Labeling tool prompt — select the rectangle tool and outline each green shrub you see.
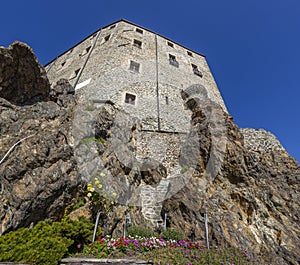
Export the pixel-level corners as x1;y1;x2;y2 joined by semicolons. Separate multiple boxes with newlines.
127;225;152;238
161;228;185;241
0;217;93;265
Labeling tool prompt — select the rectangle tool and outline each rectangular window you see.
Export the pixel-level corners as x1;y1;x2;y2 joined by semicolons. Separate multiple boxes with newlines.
58;60;68;71
187;51;193;57
165;96;169;105
80;46;91;57
191;64;203;77
125;93;136;105
69;68;81;80
104;35;110;42
136;28;143;34
129;60;140;73
169;54;179;67
133;39;142;48
86;46;91;53
74;68;80;76
167;42;174;48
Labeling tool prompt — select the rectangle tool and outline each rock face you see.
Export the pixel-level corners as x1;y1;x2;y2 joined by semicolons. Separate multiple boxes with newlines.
0;94;79;233
0;41;50;105
162;104;300;265
0;42;299;265
0;46;78;233
50;78;75;100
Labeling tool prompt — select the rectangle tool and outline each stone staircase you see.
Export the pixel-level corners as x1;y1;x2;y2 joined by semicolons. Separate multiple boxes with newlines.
140;179;170;225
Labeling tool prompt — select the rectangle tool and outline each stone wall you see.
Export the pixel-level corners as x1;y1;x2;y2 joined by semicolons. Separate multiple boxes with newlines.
136;131;183;174
45;20;227;133
240;128;286;153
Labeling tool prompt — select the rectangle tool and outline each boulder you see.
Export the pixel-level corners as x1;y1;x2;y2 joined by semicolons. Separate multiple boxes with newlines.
0;41;50;105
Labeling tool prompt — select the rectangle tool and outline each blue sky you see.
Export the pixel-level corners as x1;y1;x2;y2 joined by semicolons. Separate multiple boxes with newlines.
1;0;299;164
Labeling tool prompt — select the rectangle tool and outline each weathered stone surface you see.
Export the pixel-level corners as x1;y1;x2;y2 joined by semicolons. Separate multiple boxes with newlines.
241;127;286;153
0;73;78;233
50;78;74;96
0;41;50;104
1;41;299;265
0;49;77;236
140;157;167;185
162;103;300;265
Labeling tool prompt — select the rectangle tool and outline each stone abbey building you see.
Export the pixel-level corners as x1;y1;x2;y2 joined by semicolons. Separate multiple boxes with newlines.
45;19;227;133
45;19;230;223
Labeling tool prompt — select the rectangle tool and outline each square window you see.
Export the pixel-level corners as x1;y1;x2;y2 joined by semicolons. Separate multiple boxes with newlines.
125;93;136;105
167;42;174;48
191;64;202;77
133;39;142;48
104;35;110;42
169;54;179;67
75;68;80;76
136;28;143;34
69;68;81;80
86;46;91;53
187;51;193;57
129;60;140;73
80;46;91;57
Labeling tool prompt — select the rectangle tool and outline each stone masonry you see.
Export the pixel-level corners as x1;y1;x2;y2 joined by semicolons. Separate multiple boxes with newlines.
240;128;286;153
45;19;227;133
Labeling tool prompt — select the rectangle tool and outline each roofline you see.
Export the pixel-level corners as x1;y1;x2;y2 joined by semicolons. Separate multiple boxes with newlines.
44;18;206;67
119;19;206;58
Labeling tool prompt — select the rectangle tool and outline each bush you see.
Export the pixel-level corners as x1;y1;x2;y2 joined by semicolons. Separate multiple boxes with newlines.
0;217;93;265
127;225;152;238
161;228;185;241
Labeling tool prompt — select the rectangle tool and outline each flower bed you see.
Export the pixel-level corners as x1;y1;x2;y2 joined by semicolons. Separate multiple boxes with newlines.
83;236;258;265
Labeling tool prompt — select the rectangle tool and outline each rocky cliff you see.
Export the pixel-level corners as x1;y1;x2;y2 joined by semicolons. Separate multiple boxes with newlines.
0;42;50;105
0;42;299;264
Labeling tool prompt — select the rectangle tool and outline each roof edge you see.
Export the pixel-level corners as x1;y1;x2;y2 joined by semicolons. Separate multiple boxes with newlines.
44;19;206;67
